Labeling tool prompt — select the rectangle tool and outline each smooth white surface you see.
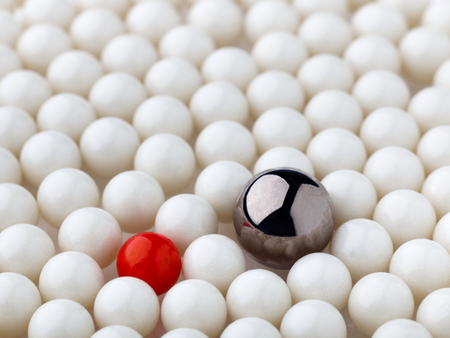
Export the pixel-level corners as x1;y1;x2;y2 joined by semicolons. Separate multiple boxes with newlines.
433;212;450;254
91;325;143;338
293;0;348;17
379;0;430;27
0;106;36;157
434;59;450;90
372;319;432;338
417;125;450;175
221;317;281;338
0;43;21;80
416;288;450;338
253;146;315;176
23;0;76;28
161;328;208;338
422;166;450;220
0;9;21;47
422;1;450;37
0;147;21;184
75;0;130;17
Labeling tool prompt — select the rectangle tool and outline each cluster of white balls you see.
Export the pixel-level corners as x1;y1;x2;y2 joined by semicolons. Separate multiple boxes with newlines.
1;0;450;337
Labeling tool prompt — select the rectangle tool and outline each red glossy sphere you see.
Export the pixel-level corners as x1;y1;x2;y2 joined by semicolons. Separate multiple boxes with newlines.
116;232;182;295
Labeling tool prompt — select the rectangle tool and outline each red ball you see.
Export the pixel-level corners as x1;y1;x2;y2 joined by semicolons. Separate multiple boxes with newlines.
116;232;182;295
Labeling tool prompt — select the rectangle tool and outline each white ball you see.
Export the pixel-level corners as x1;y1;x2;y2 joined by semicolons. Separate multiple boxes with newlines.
399;26;450;83
89;72;146;122
0;70;52;117
47;50;104;97
321;169;377;228
247;70;305;118
0;106;36;157
155;195;218;255
330;219;394;282
348;272;414;336
298;12;352;56
80;117;140;178
244;0;298;43
252;107;312;154
416;288;450;338
195;161;252;223
0;147;21;184
0;183;39;232
0;9;21;47
293;0;348;17
58;207;122;268
161;279;227;338
126;0;181;44
75;0;130;17
91;326;143;338
422;1;450;37
359;107;420;155
364;146;425;198
280;299;347;338
287;252;352;310
145;57;202;104
379;0;430;27
28;299;95;338
352;70;411;115
20;130;82;187
195;120;256;169
201;47;258;91
39;251;105;311
94;277;160;337
37;168;100;228
0;272;42;338
182;234;246;295
23;0;76;28
372;319;432;338
306;128;367;180
221;317;281;338
351;3;408;44
304;90;363;134
253;146;315;176
434;59;450;89
101;34;157;80
132;95;193;142
422;166;450;220
0;223;55;284
433;213;450;254
226;269;292;327
0;42;21;80
161;328;208;338
417;125;450;175
37;93;96;142
102;171;164;233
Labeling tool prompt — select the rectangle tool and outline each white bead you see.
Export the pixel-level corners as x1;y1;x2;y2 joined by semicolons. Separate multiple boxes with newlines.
0;106;36;157
344;35;401;78
280;300;347;338
422;1;450;37
408;86;450;134
226;269;291;327
364;146;425;198
244;0;299;43
433;213;450;254
352;70;411;115
75;0;130;17
0;9;21;47
145;57;202;104
58;207;122;269
287;252;352;310
389;239;450;303
201;47;258;91
351;3;407;44
47;50;104;97
94;277;160;337
306;128;367;180
0;70;52;117
348;272;414;336
359;107;420;155
89;72;146;122
416;288;450;338
161;328;208;338
80;117;140;178
321;170;377;228
0;272;41;338
221;317;281;338
39;251;104;311
134;134;196;193
252;31;308;75
379;0;430;28
37;168;100;228
0;183;39;231
182;234;246;295
23;0;76;28
20;130;82;187
252;107;312;154
195;161;252;223
70;8;124;57
159;24;215;67
0;147;21;184
422;166;450;220
434;59;450;89
372;319;432;338
190;81;248;130
101;34;157;80
373;190;436;250
293;0;348;17
161;279;227;337
0;223;55;284
102;170;164;233
0;43;21;80
298;12;352;56
28;299;95;338
37;93;96;143
126;0;181;44
399;26;450;83
195;120;256;169
132;95;193;142
417;126;450;175
91;326;143;338
247;70;305;118
304;90;363;134
155;195;218;255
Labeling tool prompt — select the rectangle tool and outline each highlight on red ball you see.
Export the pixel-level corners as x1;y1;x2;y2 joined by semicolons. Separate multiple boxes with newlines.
116;232;182;296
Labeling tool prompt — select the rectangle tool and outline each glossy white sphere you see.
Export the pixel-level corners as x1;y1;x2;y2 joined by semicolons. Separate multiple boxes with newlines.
0;43;21;80
433;213;450;254
75;0;130;17
23;0;76;28
0;9;21;47
221;317;281;338
161;328;208;338
0;106;36;157
0;147;21;184
91;326;143;338
372;319;432;338
416;288;450;338
293;0;348;17
422;1;450;37
422;166;450;220
434;59;450;89
417;126;450;175
379;0;430;27
253;147;314;176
